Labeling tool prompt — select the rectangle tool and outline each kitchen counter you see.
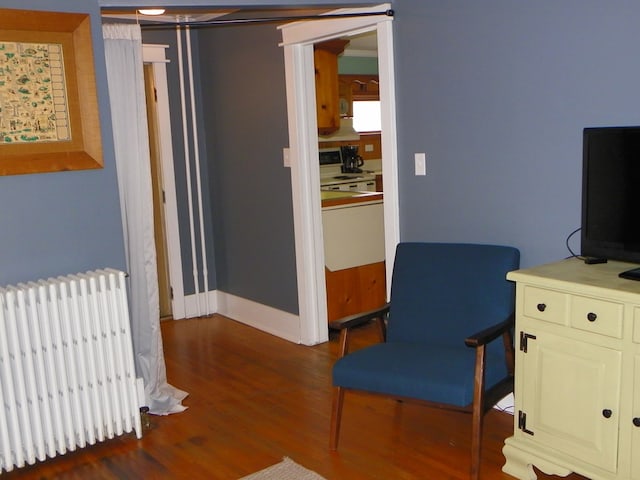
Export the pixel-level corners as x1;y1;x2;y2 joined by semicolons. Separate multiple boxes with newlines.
321;190;383;207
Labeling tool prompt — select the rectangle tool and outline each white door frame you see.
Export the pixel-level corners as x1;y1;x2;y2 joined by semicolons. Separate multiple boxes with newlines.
280;4;400;345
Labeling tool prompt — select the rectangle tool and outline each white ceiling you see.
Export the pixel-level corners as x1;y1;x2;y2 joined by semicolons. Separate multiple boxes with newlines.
343;31;377;57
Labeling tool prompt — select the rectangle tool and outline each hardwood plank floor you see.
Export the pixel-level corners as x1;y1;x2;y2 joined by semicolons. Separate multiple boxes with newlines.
3;315;586;479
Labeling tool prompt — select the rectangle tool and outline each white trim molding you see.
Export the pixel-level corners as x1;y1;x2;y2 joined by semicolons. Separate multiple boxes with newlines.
279;4;399;346
183;290;218;319
216;291;302;344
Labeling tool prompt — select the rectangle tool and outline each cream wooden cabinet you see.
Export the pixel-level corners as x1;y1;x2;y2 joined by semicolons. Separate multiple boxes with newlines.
503;258;640;480
632;355;640;478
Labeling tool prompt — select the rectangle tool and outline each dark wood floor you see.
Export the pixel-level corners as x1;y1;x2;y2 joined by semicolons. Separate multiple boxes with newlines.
3;315;586;479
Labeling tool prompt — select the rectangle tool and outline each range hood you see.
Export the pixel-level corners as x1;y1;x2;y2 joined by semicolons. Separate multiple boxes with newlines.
318;118;360;142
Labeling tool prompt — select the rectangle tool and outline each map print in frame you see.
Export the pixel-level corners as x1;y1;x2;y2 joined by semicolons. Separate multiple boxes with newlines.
0;41;71;144
0;8;103;176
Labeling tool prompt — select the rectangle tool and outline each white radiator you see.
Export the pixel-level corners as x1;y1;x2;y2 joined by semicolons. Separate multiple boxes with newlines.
0;269;143;474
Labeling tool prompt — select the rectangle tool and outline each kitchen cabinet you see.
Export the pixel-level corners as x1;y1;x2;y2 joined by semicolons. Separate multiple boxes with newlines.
321;192;386;322
502;258;640;480
325;262;386;322
314;40;348;136
337;74;380;119
343;74;380;100
375;174;383;192
318;132;381;162
632;354;640;478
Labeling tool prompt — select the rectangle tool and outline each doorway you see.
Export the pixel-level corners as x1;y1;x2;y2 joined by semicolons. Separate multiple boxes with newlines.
141;44;186;320
318;31;387;322
143;64;172;319
280;4;400;345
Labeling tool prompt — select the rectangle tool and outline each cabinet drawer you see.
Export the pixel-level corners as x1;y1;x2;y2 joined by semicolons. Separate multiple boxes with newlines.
570;295;623;339
523;286;568;325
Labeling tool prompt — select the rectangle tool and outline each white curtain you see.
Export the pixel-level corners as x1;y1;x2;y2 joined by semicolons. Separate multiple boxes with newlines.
103;23;187;415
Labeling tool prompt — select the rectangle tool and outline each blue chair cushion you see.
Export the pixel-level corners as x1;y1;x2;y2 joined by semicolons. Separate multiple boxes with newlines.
333;342;508;407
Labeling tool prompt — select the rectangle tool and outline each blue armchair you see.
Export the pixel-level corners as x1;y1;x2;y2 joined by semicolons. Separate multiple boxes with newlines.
329;242;520;480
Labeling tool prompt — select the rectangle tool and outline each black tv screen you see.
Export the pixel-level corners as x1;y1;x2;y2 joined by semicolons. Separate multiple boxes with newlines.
582;126;640;264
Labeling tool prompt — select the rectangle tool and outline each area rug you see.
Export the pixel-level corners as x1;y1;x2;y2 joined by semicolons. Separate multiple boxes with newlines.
239;457;327;480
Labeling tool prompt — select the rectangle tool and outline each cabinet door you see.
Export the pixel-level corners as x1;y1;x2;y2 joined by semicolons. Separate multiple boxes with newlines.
632;355;640;479
314;48;339;135
519;329;622;473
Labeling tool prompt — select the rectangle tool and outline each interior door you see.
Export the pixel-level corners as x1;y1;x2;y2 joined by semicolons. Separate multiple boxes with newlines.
143;64;172;319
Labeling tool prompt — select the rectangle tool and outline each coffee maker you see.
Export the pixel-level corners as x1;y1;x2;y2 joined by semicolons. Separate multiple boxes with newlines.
340;145;364;173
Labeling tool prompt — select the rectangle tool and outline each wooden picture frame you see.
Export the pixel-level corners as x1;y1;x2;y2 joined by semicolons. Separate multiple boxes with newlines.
0;8;102;176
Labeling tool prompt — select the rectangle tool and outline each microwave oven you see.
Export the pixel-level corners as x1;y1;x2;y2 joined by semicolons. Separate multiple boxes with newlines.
319;147;342;166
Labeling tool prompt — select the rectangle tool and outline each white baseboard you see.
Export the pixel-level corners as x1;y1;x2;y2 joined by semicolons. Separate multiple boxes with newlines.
182;290;218;319
178;289;302;343
216;291;302;343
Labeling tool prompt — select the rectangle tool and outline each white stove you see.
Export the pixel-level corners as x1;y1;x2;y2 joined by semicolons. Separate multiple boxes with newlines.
319;148;376;192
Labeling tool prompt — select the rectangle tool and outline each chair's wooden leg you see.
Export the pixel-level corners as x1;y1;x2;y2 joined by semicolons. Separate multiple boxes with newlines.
338;329;349;358
330;386;345;451
471;344;487;480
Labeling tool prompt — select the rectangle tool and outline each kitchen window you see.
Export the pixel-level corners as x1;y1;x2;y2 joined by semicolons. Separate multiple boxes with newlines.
352;100;381;132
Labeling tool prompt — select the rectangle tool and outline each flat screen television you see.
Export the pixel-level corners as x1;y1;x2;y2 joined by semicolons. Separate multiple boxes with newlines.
581;126;640;264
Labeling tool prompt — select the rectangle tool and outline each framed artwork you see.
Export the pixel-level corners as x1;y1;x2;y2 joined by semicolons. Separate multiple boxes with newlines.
0;8;102;176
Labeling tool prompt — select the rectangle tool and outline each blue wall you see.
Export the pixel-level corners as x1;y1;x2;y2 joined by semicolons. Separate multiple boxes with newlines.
0;0;126;285
394;0;640;268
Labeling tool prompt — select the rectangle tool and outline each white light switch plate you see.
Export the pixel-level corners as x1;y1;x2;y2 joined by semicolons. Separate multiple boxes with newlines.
415;153;426;175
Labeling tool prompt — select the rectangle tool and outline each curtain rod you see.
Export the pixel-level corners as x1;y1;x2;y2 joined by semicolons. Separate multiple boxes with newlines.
139;9;394;30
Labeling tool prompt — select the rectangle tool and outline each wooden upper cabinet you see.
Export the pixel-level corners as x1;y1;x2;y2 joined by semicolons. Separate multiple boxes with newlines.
337;74;380;120
314;39;348;135
343;74;380;101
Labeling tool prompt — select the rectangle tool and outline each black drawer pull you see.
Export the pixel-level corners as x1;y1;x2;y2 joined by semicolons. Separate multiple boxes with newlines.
537;303;546;312
602;409;612;419
633;417;640;427
587;312;598;322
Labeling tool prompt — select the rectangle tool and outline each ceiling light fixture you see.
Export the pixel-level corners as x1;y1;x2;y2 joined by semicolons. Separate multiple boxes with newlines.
138;9;166;16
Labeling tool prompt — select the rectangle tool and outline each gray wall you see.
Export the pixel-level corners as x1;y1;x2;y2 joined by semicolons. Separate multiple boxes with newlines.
394;0;640;268
197;24;298;313
0;0;126;286
140;27;217;295
140;23;297;313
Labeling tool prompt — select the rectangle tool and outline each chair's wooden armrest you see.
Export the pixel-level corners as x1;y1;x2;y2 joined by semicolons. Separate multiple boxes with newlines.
328;303;390;331
464;313;514;347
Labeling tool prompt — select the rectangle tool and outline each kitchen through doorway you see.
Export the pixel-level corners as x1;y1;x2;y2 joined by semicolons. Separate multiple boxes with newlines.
280;4;400;345
316;31;387;322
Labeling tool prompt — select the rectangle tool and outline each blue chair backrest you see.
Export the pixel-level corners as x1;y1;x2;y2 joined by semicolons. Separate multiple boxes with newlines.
387;243;520;346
